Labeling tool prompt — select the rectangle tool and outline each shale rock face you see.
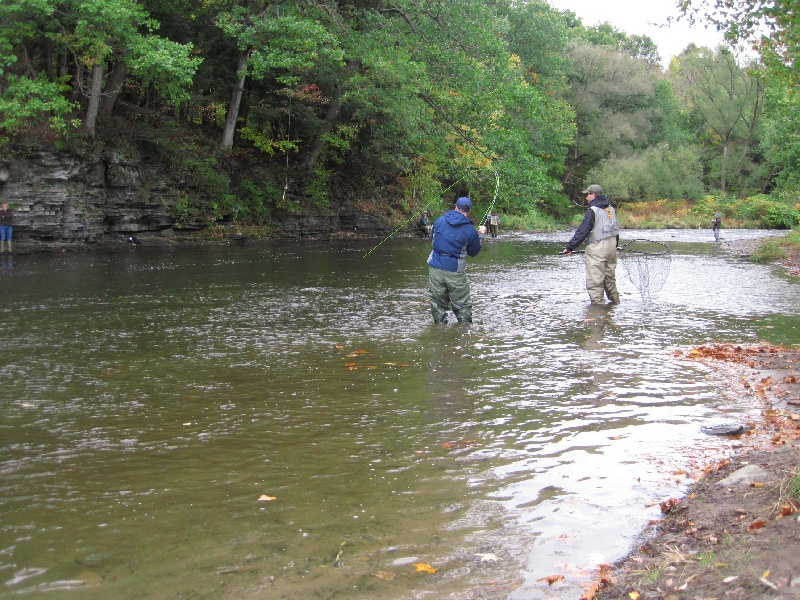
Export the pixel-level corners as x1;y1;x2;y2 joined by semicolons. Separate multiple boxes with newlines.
0;149;389;251
0;149;175;249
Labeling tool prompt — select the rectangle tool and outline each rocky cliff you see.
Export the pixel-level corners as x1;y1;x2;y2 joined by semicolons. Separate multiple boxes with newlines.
0;149;389;251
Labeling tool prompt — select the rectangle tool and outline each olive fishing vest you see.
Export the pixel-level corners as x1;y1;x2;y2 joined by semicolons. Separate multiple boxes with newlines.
586;205;619;244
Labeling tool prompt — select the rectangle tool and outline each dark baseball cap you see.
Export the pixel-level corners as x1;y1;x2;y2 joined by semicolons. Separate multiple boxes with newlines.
455;197;472;210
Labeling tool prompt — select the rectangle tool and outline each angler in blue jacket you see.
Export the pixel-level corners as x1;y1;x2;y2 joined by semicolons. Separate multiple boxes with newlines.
427;197;487;323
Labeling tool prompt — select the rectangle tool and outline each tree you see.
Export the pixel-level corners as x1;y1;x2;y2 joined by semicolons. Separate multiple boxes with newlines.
0;0;201;137
215;3;342;153
679;0;800;89
669;46;766;195
563;42;659;200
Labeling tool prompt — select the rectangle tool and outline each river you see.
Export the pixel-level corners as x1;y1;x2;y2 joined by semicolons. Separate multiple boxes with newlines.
1;228;798;599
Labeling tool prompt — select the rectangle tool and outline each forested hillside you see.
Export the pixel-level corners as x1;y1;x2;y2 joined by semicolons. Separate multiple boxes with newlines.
2;0;799;231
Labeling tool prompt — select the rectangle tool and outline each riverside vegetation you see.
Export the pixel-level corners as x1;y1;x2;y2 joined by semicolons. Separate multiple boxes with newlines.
3;0;800;246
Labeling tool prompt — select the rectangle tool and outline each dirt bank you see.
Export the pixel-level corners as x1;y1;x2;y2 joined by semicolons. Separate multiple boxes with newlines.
590;226;800;600
593;345;800;600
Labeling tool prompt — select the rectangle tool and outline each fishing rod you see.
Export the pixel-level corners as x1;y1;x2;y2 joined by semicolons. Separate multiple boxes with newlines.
362;176;465;258
363;94;502;258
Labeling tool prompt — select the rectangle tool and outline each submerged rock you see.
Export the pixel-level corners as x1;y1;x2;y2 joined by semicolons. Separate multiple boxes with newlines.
700;423;751;436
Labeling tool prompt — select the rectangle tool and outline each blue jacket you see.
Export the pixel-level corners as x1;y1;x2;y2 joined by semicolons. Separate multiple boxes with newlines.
427;210;482;273
566;195;618;251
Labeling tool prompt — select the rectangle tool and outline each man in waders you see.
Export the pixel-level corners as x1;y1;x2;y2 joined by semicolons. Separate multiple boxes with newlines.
562;184;620;305
427;197;487;323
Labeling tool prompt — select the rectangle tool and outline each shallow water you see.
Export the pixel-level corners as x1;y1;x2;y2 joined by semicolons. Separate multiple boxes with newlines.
0;229;798;599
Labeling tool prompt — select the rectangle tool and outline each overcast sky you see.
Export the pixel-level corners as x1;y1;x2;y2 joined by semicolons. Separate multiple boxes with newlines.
548;0;726;67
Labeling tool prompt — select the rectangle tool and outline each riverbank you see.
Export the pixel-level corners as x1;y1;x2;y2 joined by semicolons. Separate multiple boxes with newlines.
594;239;800;600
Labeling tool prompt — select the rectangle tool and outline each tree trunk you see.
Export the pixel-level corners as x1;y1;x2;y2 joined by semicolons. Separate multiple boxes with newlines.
220;52;249;152
721;140;728;194
85;62;104;137
101;60;128;117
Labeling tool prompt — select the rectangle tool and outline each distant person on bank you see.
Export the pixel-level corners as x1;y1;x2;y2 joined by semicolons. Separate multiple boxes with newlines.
0;203;12;253
419;209;433;237
488;212;500;237
712;213;722;242
561;184;620;305
427;197;487;324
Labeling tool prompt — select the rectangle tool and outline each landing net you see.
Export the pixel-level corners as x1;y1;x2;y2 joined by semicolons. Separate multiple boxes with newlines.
618;239;671;300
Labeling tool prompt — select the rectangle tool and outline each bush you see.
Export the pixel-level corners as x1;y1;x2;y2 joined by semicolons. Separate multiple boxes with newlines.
587;143;705;202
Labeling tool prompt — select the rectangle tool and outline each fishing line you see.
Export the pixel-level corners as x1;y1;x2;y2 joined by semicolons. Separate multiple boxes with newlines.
362;176;465;258
363;94;502;258
477;167;500;227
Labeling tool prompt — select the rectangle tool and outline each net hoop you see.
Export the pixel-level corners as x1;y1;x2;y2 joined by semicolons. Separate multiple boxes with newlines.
618;239;671;299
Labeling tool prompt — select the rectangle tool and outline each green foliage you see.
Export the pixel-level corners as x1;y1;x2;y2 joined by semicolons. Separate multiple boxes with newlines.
587;143;705;201
687;193;800;228
576;21;661;64
126;35;203;105
669;46;766;196
498;208;560;231
759;82;800;191
788;464;800;500
3;0;800;231
0;74;78;134
235;178;279;223
732;194;800;228
680;0;800;91
750;238;788;263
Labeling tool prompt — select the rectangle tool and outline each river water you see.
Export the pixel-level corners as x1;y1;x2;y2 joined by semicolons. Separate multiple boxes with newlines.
1;229;798;599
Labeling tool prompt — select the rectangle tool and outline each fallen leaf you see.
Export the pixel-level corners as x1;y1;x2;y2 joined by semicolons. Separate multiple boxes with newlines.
580;582;601;599
751;482;765;488
536;574;564;586
660;498;680;514
413;563;436;574
628;591;641;600
748;517;767;530
440;439;478;450
258;495;276;502
723;575;739;583
373;571;395;581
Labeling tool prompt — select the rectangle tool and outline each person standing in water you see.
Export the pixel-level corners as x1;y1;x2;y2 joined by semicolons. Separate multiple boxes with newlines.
712;213;722;242
427;197;487;323
562;184;620;305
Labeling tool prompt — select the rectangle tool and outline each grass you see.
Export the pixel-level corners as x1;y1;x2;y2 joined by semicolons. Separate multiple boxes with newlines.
751;229;800;264
501;209;560;231
618;198;760;229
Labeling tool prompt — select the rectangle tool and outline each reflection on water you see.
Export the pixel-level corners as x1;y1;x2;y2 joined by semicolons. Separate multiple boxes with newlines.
0;230;798;599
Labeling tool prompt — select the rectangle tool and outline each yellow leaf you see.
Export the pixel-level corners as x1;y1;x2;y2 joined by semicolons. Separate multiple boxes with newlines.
413;563;436;574
629;591;641;600
258;495;276;502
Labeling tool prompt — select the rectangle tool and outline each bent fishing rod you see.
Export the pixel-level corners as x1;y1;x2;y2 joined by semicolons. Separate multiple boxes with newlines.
363;96;501;258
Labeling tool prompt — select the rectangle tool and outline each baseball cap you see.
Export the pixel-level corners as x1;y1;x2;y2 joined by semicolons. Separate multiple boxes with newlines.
455;197;472;210
581;184;603;195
